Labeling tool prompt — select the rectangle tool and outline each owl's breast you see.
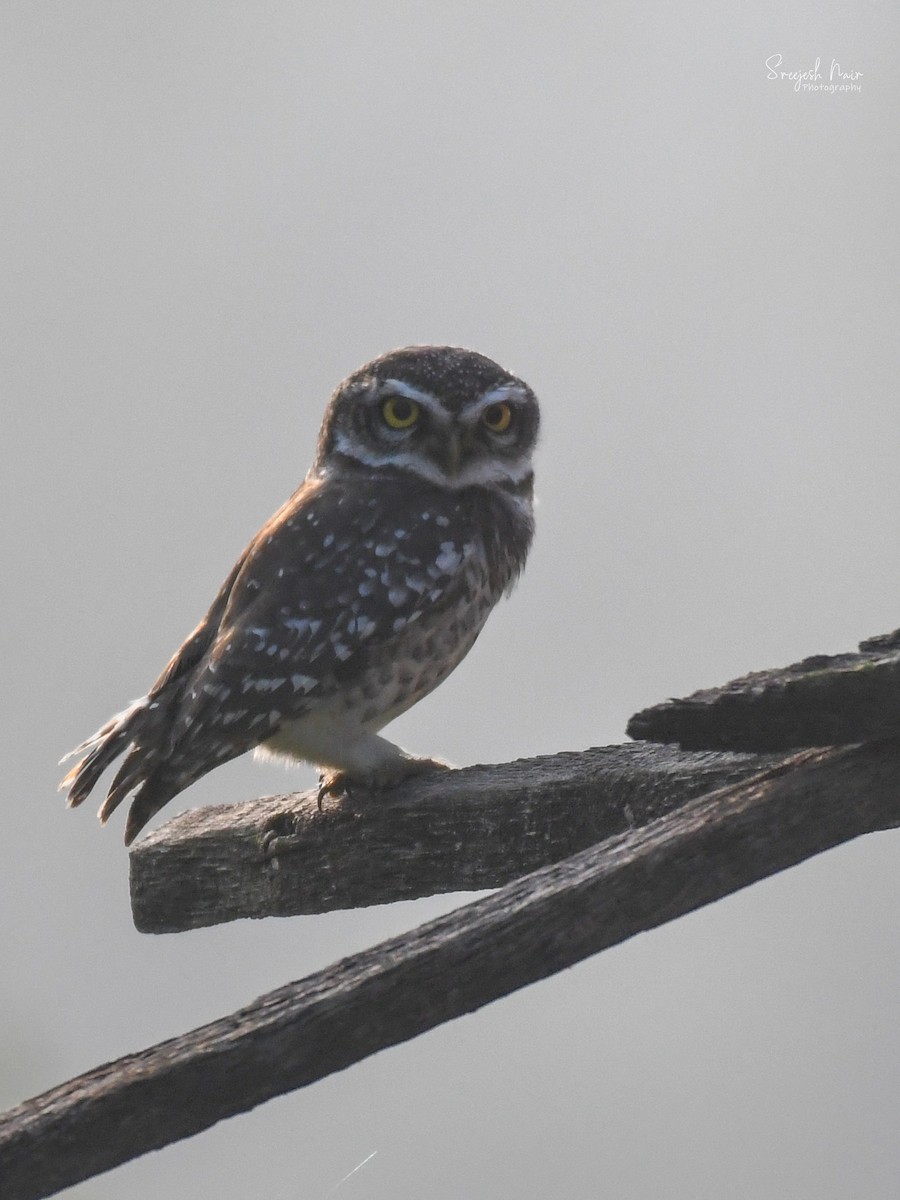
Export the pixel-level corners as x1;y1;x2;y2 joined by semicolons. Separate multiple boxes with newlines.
326;545;500;730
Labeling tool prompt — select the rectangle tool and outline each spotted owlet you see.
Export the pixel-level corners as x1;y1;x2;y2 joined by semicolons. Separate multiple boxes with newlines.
61;346;540;843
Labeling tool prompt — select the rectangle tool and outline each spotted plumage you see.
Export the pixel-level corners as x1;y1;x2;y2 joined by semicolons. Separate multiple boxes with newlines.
61;345;539;843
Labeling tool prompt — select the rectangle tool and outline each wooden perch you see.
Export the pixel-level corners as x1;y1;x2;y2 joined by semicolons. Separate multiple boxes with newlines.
3;738;900;1200
627;629;900;751
129;744;787;932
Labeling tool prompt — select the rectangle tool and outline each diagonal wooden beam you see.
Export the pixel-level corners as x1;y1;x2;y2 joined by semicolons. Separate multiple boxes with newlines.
3;739;899;1200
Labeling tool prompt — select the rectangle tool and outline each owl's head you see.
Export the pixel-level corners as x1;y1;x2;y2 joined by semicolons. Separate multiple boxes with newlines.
315;346;539;494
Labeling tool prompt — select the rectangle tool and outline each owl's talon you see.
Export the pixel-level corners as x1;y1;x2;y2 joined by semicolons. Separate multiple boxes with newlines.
315;757;451;811
316;772;350;811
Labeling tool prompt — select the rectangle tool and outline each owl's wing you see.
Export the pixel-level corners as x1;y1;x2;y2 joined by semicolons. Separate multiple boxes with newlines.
174;474;481;753
98;474;482;841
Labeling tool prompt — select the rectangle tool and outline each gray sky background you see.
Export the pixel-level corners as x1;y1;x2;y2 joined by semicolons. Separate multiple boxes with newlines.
2;4;898;1198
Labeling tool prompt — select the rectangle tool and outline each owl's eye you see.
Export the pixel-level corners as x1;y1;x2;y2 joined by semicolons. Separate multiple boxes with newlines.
482;402;513;433
381;396;420;430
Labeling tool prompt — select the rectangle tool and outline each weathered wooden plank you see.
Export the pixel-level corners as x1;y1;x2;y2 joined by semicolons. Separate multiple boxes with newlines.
627;630;900;751
129;744;784;932
4;739;899;1200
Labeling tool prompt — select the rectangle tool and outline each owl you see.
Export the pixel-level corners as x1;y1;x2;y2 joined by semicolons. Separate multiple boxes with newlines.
61;345;540;843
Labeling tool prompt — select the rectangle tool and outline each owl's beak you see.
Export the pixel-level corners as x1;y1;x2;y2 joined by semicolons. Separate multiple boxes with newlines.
436;431;465;477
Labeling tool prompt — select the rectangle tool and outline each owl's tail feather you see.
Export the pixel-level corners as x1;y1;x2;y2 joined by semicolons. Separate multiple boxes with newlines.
60;697;179;842
120;775;183;846
60;698;152;809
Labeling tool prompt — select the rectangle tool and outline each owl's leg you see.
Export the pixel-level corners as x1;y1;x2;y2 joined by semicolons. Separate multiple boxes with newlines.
316;749;452;810
260;714;451;810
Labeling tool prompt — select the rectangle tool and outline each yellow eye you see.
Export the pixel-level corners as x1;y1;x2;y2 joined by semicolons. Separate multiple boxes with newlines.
482;402;513;433
382;396;420;429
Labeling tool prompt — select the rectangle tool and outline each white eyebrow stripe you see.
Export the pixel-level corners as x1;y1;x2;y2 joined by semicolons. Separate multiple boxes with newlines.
464;383;532;419
331;430;533;488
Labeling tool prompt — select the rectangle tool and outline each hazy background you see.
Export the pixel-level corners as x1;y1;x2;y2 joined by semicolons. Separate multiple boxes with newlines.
2;4;898;1197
